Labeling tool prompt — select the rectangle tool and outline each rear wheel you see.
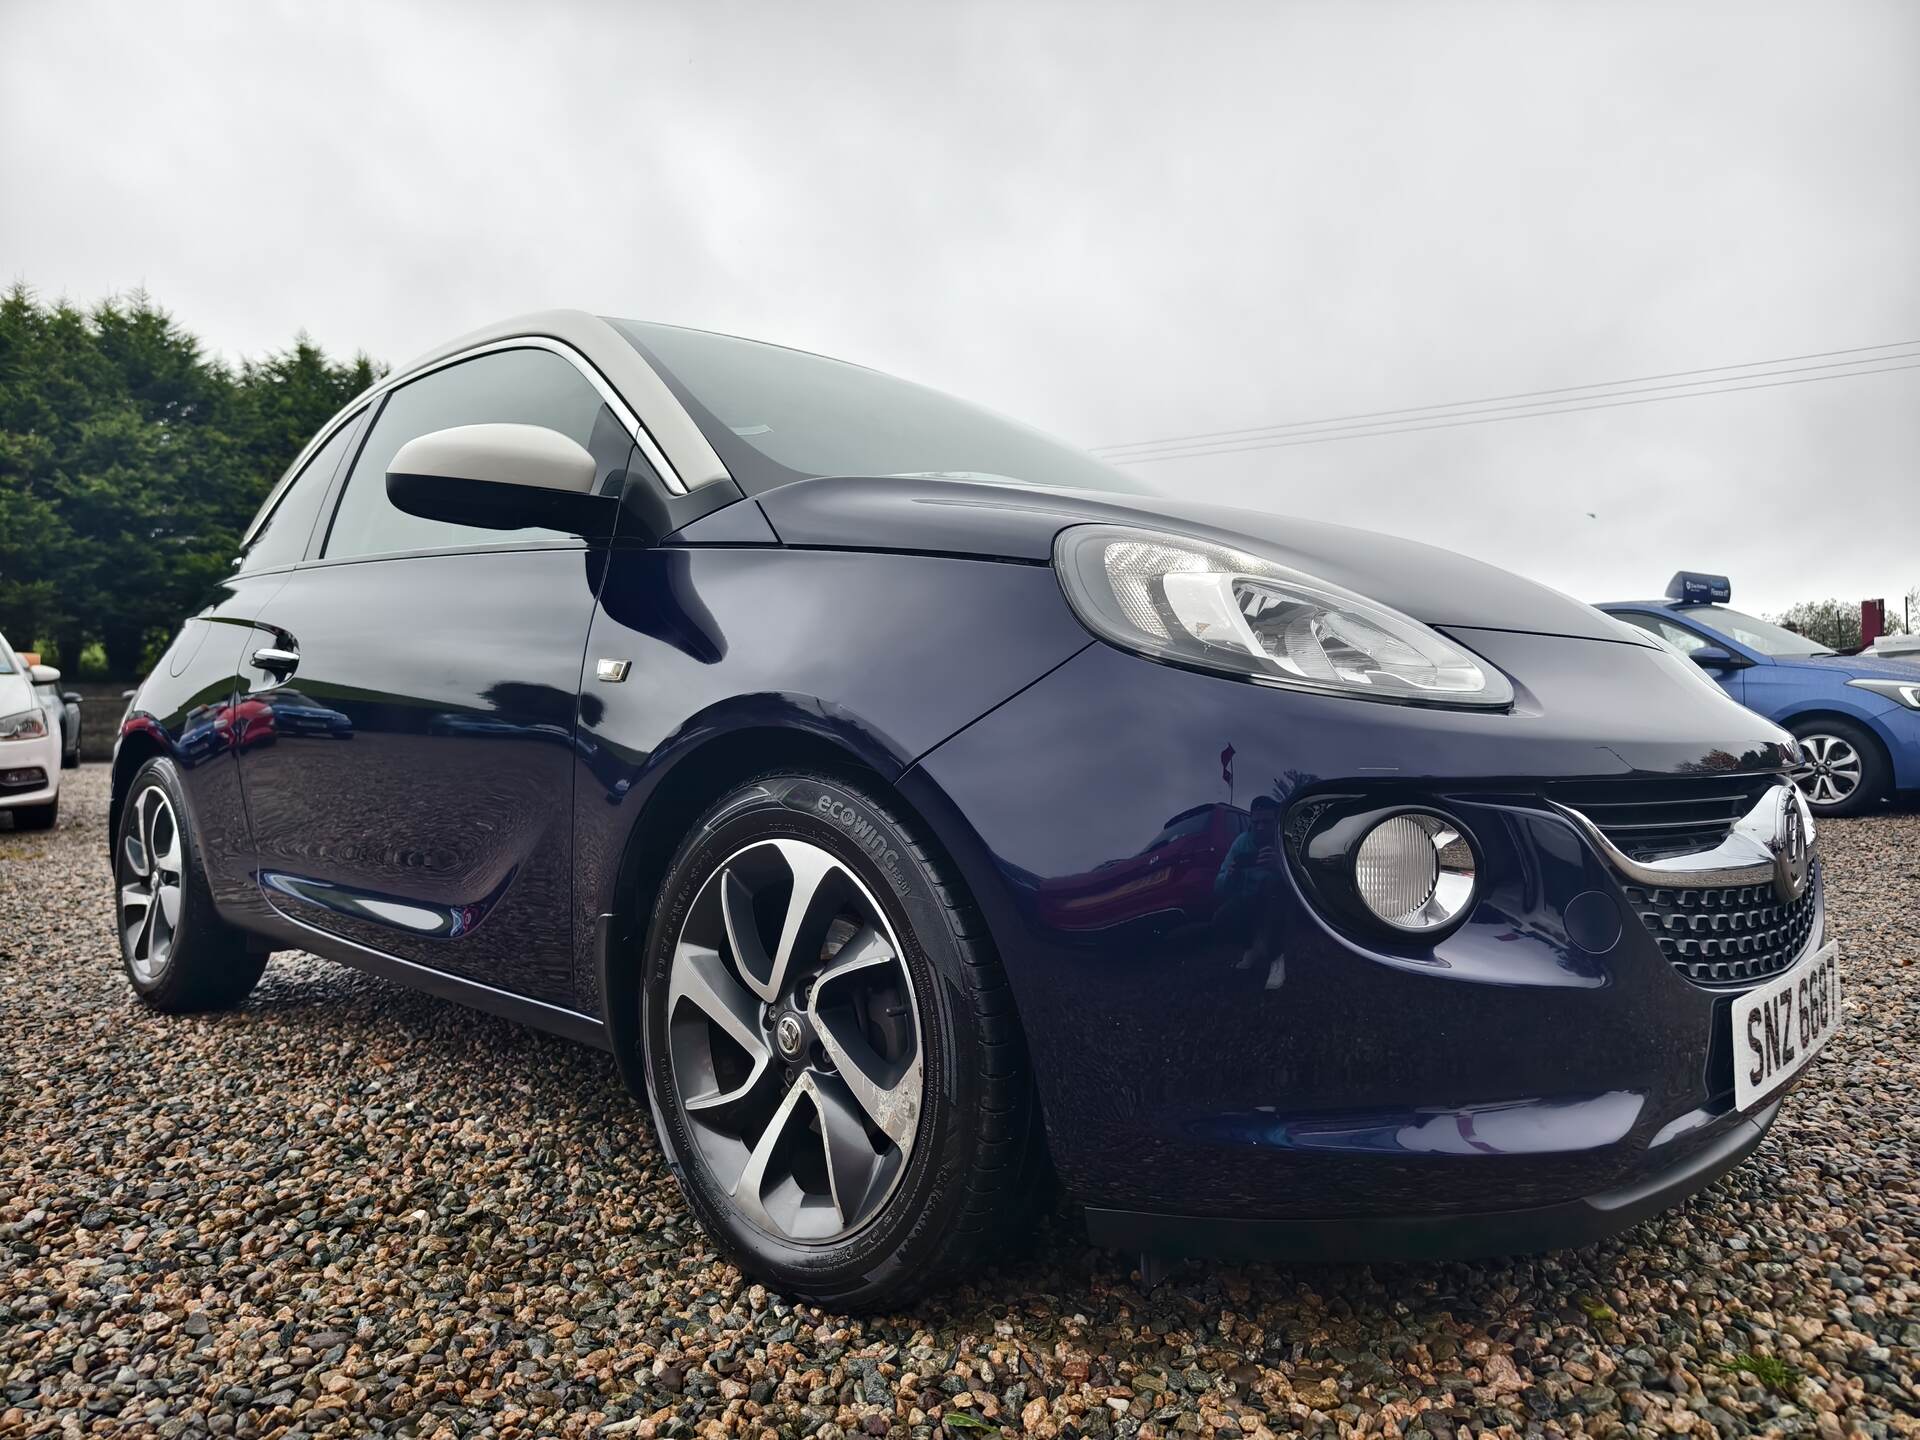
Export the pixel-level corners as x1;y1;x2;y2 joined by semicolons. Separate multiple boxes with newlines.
641;770;1045;1307
116;758;267;1011
1789;717;1888;817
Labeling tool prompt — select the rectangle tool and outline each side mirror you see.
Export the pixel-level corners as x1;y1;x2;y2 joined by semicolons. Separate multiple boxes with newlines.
63;692;82;705
386;423;611;533
28;663;60;684
1690;646;1750;671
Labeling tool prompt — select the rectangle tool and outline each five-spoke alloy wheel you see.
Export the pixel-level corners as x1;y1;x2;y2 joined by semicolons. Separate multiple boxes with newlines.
1789;717;1888;818
667;836;924;1243
119;785;184;982
642;771;1044;1308
116;758;266;1011
1794;732;1862;809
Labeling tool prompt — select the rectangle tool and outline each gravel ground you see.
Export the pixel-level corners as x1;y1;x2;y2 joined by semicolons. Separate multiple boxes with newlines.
3;767;1916;1440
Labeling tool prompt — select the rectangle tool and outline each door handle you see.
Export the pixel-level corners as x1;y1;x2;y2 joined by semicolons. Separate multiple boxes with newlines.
252;646;300;676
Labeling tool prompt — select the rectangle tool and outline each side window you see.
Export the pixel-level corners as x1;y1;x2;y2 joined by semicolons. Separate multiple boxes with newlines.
237;417;360;574
1617;611;1710;656
322;348;631;561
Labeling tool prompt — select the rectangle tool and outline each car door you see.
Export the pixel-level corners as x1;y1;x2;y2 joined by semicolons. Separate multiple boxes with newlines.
234;344;633;1006
118;408;367;918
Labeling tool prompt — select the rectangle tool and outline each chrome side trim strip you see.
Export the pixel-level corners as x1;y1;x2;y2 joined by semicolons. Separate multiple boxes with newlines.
1550;780;1816;892
239;400;371;549
397;309;731;494
398;335;687;495
242;309;739;548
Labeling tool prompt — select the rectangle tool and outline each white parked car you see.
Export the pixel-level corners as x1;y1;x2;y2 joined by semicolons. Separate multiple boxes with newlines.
0;634;62;830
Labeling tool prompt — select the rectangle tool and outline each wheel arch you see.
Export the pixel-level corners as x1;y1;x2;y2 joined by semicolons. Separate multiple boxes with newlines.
593;719;978;1100
108;727;170;858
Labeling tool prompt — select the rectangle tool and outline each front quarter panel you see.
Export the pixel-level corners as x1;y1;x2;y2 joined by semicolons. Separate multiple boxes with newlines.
572;545;1093;1011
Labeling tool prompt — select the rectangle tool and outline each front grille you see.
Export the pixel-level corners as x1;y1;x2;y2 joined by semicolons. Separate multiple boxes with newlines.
1623;864;1819;988
1544;774;1784;862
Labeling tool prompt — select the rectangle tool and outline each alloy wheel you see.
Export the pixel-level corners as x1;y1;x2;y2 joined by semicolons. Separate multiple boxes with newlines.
1795;733;1862;809
666;838;924;1244
120;787;183;982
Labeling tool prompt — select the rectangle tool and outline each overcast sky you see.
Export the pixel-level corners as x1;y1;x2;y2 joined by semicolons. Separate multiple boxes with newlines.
4;0;1916;620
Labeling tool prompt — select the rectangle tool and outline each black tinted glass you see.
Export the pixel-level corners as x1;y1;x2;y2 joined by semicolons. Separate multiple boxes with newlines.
240;418;357;573
610;319;1153;497
324;348;629;560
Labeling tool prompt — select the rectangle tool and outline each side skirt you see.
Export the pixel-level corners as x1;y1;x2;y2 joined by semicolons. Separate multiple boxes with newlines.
248;906;611;1051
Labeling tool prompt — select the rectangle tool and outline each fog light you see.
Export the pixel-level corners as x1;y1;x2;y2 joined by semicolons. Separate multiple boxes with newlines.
1353;813;1477;931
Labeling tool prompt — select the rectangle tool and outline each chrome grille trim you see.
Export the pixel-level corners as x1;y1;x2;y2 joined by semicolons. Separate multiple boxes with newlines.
1548;780;1814;890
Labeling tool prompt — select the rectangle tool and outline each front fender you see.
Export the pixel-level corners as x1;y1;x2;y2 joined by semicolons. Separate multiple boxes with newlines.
570;543;1093;1015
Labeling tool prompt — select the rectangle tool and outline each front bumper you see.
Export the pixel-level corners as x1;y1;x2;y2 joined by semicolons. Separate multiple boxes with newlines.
904;631;1820;1245
1087;1099;1779;1261
0;730;61;808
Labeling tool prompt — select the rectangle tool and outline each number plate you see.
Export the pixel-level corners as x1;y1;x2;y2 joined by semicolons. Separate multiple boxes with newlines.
1732;941;1840;1112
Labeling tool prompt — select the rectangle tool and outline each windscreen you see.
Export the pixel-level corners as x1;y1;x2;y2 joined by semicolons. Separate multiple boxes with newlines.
1689;606;1836;657
610;319;1154;497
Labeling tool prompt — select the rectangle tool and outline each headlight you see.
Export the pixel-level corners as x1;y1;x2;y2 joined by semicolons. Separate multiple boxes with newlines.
0;709;48;741
1848;677;1920;710
1054;524;1513;708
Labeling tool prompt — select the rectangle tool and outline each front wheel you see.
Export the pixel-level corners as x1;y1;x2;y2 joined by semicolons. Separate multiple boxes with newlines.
640;770;1045;1308
1790;717;1888;817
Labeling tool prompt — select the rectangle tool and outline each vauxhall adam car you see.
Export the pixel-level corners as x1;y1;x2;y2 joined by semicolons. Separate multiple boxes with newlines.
113;312;1840;1305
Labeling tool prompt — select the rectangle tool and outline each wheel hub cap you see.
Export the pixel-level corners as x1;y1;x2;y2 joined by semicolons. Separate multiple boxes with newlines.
665;837;924;1244
773;1011;807;1060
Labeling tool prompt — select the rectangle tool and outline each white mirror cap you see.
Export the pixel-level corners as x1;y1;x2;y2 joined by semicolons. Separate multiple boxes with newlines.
29;663;60;683
388;423;597;495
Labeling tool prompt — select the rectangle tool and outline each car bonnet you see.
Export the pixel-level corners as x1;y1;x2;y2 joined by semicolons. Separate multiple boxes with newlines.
753;473;1633;643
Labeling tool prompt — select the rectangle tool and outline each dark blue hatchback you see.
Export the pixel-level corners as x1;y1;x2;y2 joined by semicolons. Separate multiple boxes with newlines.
115;312;1841;1305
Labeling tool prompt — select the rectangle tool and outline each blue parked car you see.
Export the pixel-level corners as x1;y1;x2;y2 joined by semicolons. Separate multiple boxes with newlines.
115;314;1840;1305
1601;575;1920;817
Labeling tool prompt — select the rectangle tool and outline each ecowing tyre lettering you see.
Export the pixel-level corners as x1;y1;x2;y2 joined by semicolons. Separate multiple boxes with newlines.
641;770;1044;1307
116;757;268;1011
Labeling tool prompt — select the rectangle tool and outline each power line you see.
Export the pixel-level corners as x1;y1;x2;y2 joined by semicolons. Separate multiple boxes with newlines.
1091;339;1920;458
1100;350;1920;460
1108;351;1920;462
1104;358;1920;464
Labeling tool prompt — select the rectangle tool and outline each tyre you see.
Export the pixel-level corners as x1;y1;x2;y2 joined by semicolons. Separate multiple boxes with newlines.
115;758;267;1011
62;748;80;770
12;797;57;831
1789;717;1888;817
641;769;1045;1307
